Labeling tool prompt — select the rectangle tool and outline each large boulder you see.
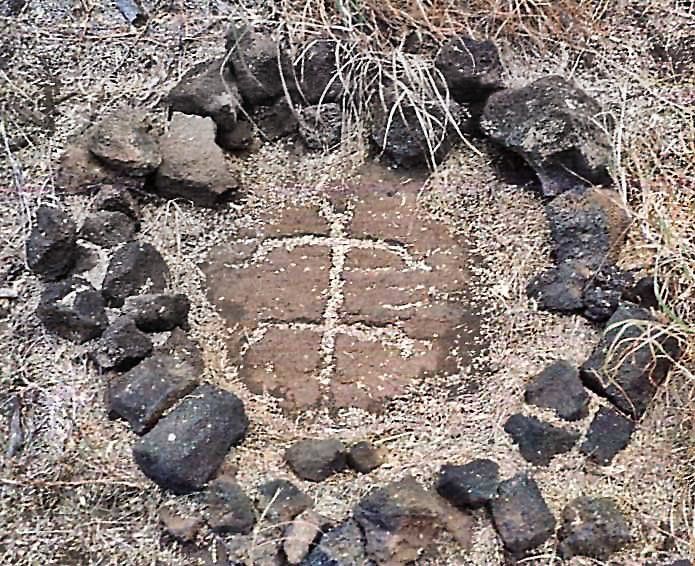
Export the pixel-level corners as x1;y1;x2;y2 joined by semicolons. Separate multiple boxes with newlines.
285;438;347;482
580;303;681;417
504;414;579;465
294;38;343;104
524;360;590;421
133;383;248;493
481;76;612;196
26;205;77;280
154;113;240;207
90;317;153;370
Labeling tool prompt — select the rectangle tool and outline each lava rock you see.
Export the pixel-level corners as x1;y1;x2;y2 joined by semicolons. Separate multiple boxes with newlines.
435;36;502;102
107;353;200;434
283;510;330;564
285;438;347;482
582;265;635;322
206;476;256;534
580;406;635;465
36;276;108;343
102;241;169;307
353;476;446;564
623;275;659;309
527;261;591;313
154;113;240;207
26;205;77;280
167;58;242;131
256;479;313;523
88;108;161;176
90;317;153;370
79;210;137;248
301;519;367;566
93;185;140;220
581;303;681;417
490;473;556;555
216;119;255;151
524;360;590;421
159;328;204;375
481;76;612;196
133;383;248;493
299;103;342;150
504;414;579;465
158;507;203;543
435;459;500;509
253;97;299;142
346;441;384;474
295;38;343;104
122;293;190;332
558;496;631;559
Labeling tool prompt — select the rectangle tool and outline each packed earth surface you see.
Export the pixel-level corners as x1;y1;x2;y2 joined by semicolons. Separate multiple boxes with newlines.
0;2;693;566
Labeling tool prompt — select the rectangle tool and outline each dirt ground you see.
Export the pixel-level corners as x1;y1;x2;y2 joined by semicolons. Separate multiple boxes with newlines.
0;1;693;565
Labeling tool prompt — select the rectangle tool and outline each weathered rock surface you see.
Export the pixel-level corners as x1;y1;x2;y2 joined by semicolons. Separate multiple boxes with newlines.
435;459;500;509
36;276;108;343
580;406;635;465
504;414;579;465
256;479;313;523
490;473;556;555
122;293;190;332
558;496;631;559
89;109;161;176
581;303;681;417
80;210;137;248
527;261;590;313
91;317;153;370
285;438;348;482
26;205;77;280
93;185;140;220
582;265;635;322
107;353;200;433
347;441;384;474
435;36;502;102
206;476;256;534
102;241;169;307
295;39;343;104
353;476;446;564
481;76;612;196
133;383;248;493
159;328;204;375
524;360;589;421
299;103;342;150
158;507;203;543
301;519;367;566
283;510;330;565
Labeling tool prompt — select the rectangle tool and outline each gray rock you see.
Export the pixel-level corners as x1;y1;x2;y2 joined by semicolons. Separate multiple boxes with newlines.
102;241;169;307
216;119;255;151
107;353;200;433
527;261;591;313
206;476;256;534
346;441;384;474
256;479;313;523
133;383;248;493
295;39;343;105
285;438;347;482
254;97;299;142
558;496;631;559
300;519;367;566
284;510;330;564
504;414;579;466
481;76;612;197
36;276;108;343
80;210;137;248
299;104;342;150
26;205;77;280
580;406;635;465
122;293;190;332
490;473;556;555
524;360;589;421
154;113;240;207
93;185;140;220
91;317;153;370
435;36;502;102
435;459;500;509
159;328;204;375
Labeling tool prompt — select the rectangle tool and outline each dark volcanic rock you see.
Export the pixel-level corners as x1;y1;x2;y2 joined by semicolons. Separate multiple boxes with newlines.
91;317;153;370
206;476;256;534
299;103;342;150
295;38;343;105
353;476;446;564
122;293;190;332
80;210;137;248
435;459;500;509
582;265;634;322
481;76;612;196
107;353;200;434
524;360;590;421
93;185;140;220
102;241;169;307
580;303;681;417
154;112;240;207
133;383;248;493
527;262;590;313
167;58;242;131
623;275;659;309
26;205;77;280
504;414;579;465
285;438;347;482
558;496;631;559
346;441;384;474
216;119;255;151
160;328;204;375
88;109;161;176
490;473;556;555
435;36;502;102
36;276;108;343
580;406;635;465
301;519;367;566
253;97;299;141
256;479;313;523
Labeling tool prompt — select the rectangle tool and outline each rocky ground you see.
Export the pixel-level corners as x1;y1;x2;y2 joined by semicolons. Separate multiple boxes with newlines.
0;1;693;565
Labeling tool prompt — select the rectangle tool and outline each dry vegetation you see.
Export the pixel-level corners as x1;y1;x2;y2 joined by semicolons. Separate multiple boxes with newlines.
0;0;693;564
